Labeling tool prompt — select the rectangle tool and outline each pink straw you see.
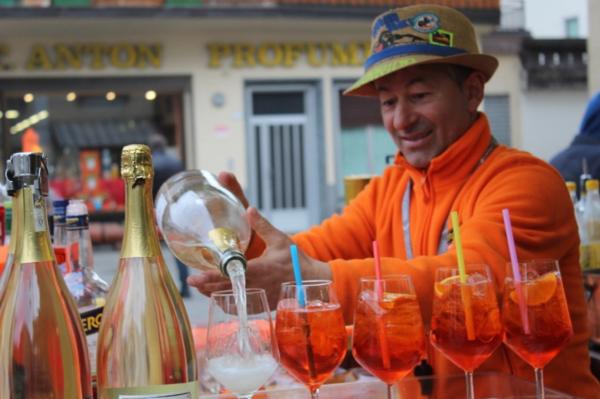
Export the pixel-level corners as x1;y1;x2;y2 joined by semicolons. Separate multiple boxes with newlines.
372;240;383;299
502;209;530;334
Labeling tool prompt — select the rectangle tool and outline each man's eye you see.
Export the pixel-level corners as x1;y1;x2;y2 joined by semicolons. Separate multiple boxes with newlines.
381;98;395;107
411;92;429;101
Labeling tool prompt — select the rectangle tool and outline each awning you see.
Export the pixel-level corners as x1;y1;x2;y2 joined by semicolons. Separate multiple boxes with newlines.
52;119;159;149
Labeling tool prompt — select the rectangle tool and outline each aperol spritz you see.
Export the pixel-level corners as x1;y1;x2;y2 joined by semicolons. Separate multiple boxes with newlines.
502;259;573;399
276;280;347;399
430;264;503;399
352;275;425;399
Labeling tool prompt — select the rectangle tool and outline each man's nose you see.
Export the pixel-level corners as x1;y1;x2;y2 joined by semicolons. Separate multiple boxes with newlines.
392;101;416;132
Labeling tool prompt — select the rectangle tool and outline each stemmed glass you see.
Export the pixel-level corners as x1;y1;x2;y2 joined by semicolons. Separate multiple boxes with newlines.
205;288;279;399
275;280;347;399
430;264;503;399
352;275;425;399
502;259;573;399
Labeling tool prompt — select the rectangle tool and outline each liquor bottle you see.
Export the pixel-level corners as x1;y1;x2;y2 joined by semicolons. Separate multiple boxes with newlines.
64;199;110;397
0;152;92;398
155;169;250;277
584;179;600;270
96;145;198;399
568;181;588;270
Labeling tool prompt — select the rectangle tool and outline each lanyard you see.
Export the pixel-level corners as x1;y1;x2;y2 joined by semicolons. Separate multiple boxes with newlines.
402;137;498;259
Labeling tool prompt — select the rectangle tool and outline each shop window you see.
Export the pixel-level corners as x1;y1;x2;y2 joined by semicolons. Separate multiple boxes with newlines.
252;91;304;115
338;89;394;178
484;95;511;146
0;77;188;220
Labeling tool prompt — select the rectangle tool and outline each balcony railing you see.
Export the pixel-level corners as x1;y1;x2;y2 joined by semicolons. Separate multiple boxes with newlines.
520;38;587;89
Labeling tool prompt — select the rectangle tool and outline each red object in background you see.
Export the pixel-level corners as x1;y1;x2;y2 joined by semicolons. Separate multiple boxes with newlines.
22;128;42;153
0;204;5;246
80;150;101;195
50;178;125;213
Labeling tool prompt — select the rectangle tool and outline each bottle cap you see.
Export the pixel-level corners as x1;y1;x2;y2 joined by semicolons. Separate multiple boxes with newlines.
5;152;48;197
66;199;88;217
53;199;70;216
121;144;153;180
586;179;599;192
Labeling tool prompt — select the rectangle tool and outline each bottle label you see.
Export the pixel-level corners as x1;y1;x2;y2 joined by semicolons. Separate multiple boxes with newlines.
81;305;104;376
66;214;89;230
104;381;198;399
33;199;46;232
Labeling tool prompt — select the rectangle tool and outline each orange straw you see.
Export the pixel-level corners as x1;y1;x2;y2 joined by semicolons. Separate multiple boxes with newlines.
372;240;391;369
450;211;476;341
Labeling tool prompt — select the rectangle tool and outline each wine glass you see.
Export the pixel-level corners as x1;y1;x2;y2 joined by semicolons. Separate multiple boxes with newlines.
429;264;503;399
502;259;573;399
275;280;347;399
352;275;425;399
205;288;278;399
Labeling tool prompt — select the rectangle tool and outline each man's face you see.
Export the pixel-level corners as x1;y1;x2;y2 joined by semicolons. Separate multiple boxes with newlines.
376;64;483;169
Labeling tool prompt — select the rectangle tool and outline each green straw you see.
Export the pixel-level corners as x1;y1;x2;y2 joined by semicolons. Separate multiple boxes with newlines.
450;211;476;341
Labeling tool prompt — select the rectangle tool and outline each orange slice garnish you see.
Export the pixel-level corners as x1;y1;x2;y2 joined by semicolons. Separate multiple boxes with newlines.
434;275;462;298
510;272;557;306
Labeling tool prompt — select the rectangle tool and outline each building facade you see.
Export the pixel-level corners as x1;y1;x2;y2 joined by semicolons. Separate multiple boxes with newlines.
0;1;501;232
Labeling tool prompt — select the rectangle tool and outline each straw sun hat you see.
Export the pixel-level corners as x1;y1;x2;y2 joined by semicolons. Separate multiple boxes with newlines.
345;4;499;97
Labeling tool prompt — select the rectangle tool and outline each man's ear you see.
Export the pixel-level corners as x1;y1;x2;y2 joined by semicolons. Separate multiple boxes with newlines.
463;71;486;113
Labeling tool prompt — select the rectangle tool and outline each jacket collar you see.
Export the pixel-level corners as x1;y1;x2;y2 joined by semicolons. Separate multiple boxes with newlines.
393;113;493;188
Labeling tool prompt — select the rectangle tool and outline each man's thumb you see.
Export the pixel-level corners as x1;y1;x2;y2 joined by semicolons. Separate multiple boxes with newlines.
247;207;284;244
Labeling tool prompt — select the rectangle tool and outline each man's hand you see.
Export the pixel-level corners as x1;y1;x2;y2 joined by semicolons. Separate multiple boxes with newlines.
187;207;331;309
218;171;249;208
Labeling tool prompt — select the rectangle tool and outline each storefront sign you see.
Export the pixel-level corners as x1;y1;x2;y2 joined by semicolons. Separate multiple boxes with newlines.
0;43;162;71
207;42;370;68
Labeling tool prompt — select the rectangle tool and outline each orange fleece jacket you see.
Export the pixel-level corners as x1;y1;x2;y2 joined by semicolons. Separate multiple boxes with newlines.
291;114;599;398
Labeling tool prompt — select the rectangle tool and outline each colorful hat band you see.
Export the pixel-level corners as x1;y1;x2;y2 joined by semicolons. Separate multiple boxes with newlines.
364;44;467;69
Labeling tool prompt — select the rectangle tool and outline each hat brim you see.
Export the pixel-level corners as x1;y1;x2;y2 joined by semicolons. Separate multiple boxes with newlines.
344;53;499;97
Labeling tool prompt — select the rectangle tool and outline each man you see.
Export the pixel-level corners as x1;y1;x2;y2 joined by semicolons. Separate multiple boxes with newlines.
551;91;600;193
148;133;191;298
190;5;600;397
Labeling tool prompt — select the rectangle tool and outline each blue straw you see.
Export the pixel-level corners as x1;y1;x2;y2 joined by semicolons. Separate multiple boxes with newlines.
290;244;306;307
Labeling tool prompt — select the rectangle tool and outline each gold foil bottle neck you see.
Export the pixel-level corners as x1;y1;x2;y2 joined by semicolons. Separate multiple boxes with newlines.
121;144;153;180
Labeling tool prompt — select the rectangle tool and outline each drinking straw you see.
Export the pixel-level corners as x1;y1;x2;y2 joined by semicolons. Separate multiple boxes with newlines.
290;244;317;379
372;240;384;299
372;240;391;369
502;209;530;334
450;211;476;341
290;244;306;307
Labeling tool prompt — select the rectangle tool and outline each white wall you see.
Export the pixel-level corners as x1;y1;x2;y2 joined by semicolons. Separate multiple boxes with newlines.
524;0;588;37
520;90;588;161
590;0;600;94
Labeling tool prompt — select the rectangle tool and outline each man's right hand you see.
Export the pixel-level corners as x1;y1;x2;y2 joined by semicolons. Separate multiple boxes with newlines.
218;171;249;208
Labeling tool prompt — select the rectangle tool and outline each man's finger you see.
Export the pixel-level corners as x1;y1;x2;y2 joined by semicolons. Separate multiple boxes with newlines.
218;171;249;208
247;207;288;246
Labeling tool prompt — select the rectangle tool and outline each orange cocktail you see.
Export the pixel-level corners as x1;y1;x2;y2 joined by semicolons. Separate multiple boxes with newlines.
352;276;425;387
502;259;573;398
430;265;503;372
275;280;347;398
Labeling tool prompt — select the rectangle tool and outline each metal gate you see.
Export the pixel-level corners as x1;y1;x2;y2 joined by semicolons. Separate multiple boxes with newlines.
246;84;320;233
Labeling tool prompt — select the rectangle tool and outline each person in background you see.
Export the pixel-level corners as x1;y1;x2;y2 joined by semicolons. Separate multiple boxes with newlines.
148;133;190;298
189;5;599;397
550;91;600;193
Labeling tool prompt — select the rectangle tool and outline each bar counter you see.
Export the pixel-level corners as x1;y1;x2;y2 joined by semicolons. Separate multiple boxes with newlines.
199;371;575;398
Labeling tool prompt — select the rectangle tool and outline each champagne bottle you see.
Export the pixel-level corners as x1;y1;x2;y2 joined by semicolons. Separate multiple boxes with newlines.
96;145;197;399
64;199;110;398
0;152;92;398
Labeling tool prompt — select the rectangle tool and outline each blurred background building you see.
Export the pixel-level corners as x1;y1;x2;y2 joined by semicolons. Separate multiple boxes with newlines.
0;0;597;234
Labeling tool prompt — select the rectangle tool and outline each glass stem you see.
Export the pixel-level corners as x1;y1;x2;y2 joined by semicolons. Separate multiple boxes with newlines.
535;367;545;399
387;383;393;399
311;388;320;399
465;371;475;399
